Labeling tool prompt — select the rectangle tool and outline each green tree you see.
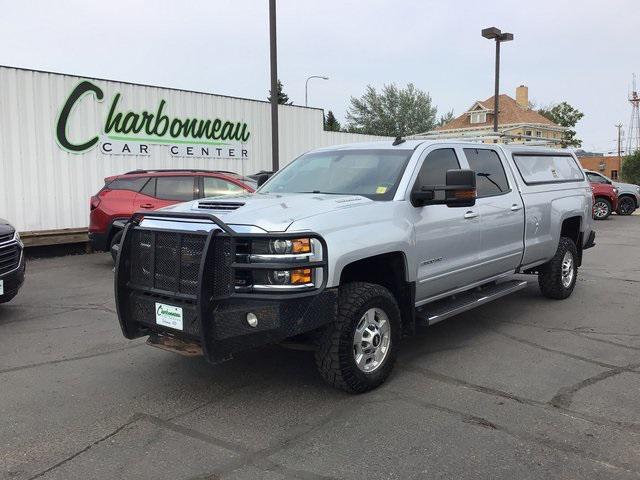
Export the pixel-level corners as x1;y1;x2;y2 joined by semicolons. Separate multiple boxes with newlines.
324;110;341;132
621;150;640;184
437;109;455;127
268;80;293;105
538;102;584;148
345;83;437;136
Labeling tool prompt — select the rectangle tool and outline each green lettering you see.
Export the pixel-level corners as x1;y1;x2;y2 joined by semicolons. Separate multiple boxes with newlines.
56;80;104;152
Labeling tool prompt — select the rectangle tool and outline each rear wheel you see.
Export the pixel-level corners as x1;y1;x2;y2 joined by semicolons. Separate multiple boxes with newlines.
617;196;636;216
315;282;400;393
593;198;611;220
538;237;578;300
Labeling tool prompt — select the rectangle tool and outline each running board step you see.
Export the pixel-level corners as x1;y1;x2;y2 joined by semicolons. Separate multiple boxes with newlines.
416;280;528;326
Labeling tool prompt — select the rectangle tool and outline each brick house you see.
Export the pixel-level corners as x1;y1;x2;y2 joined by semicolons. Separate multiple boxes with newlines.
427;86;566;144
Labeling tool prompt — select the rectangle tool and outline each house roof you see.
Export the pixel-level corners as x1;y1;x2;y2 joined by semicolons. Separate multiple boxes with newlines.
435;94;559;131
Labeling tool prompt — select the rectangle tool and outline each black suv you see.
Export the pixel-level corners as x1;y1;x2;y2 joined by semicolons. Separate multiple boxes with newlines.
0;219;25;304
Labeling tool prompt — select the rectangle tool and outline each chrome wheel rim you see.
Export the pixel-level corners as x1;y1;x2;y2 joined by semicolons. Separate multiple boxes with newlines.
561;251;574;288
353;308;391;373
593;201;609;219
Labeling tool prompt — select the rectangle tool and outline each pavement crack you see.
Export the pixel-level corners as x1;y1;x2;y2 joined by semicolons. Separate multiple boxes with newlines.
396;394;640;477
183;395;399;480
480;321;624;369
0;342;144;375
140;413;253;455
401;362;640;433
549;360;640;409
25;414;143;480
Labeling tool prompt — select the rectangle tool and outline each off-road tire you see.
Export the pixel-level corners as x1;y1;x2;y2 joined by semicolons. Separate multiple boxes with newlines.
538;237;578;300
0;291;18;304
315;282;400;393
617;196;636;216
593;197;612;220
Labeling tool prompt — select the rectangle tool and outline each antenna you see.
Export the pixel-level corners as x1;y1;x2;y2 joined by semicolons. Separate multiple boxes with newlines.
626;73;640;155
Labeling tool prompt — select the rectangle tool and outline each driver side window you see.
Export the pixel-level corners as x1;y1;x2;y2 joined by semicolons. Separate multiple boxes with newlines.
414;149;460;201
415;149;460;187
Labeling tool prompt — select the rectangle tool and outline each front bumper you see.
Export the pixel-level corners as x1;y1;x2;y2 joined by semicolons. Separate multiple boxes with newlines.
88;231;109;252
0;245;26;300
115;211;336;363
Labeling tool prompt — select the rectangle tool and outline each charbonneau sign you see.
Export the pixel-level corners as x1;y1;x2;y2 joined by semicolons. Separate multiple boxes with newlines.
55;80;250;159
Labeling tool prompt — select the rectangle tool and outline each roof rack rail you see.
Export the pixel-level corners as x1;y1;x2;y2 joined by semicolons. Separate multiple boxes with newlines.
406;131;566;147
123;169;240;175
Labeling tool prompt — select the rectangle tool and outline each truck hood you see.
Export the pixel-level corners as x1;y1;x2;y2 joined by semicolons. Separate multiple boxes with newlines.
160;193;373;232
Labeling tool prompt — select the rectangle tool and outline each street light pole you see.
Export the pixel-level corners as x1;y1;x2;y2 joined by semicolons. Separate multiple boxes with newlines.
482;27;514;135
493;39;500;133
305;75;329;107
269;0;279;171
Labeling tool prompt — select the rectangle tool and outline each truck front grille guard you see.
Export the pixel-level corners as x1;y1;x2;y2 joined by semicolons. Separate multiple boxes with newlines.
114;210;328;358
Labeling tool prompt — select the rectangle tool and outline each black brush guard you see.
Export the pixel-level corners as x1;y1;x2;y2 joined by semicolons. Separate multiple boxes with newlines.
115;211;337;363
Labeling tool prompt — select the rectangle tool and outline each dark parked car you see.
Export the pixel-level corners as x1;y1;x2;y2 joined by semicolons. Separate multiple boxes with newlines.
89;169;257;258
0;218;25;304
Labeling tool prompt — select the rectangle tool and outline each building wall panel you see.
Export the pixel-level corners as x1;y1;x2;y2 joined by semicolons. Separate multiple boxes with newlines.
0;67;388;232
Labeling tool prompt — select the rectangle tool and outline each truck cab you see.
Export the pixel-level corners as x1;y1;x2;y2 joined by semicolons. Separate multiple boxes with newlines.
114;140;595;393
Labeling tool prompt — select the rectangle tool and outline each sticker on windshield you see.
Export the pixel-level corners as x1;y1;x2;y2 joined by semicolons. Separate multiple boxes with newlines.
155;302;183;330
376;186;388;194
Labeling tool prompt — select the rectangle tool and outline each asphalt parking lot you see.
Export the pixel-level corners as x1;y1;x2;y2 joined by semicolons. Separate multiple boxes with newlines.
2;216;639;480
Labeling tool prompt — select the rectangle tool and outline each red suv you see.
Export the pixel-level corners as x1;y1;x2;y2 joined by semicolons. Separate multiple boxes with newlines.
89;169;256;253
586;172;618;220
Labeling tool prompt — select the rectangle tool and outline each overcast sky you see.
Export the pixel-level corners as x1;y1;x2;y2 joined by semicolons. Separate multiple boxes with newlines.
1;0;638;153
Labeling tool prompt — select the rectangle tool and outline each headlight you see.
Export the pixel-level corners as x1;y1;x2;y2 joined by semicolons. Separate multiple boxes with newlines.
237;236;324;292
636;186;640;194
252;268;314;287
252;238;312;255
613;188;618;194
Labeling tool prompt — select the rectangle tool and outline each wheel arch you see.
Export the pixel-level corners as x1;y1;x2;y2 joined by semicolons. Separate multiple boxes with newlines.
339;252;416;336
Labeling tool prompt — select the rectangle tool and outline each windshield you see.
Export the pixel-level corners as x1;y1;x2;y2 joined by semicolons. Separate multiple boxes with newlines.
259;149;413;200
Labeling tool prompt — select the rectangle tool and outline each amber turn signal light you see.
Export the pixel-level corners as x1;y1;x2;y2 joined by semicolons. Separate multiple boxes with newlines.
291;238;311;254
291;268;313;284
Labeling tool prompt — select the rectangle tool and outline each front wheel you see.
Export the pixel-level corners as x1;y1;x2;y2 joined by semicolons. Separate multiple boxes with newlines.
593;198;612;220
617;196;636;216
538;237;578;300
315;282;400;393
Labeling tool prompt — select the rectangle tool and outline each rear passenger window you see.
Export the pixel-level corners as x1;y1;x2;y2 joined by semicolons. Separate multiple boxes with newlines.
463;148;510;197
514;155;585;184
155;177;195;201
107;177;149;192
140;178;156;197
203;177;245;197
415;149;460;186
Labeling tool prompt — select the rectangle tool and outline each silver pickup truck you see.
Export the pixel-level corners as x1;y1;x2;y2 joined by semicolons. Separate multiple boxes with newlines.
115;140;595;392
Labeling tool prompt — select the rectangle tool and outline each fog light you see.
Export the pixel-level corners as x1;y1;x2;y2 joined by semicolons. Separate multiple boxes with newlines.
246;312;258;328
291;268;312;284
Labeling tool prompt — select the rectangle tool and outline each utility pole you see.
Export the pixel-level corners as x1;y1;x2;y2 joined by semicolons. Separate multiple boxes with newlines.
269;0;279;171
615;124;623;177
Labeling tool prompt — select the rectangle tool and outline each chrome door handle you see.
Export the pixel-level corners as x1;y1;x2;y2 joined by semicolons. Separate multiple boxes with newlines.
463;211;478;219
510;204;522;211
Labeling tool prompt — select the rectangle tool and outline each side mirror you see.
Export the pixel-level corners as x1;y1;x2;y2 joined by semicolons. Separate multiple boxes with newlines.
410;169;476;208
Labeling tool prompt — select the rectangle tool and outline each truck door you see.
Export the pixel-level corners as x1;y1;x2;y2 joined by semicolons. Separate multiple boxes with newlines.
410;147;483;301
462;147;524;278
